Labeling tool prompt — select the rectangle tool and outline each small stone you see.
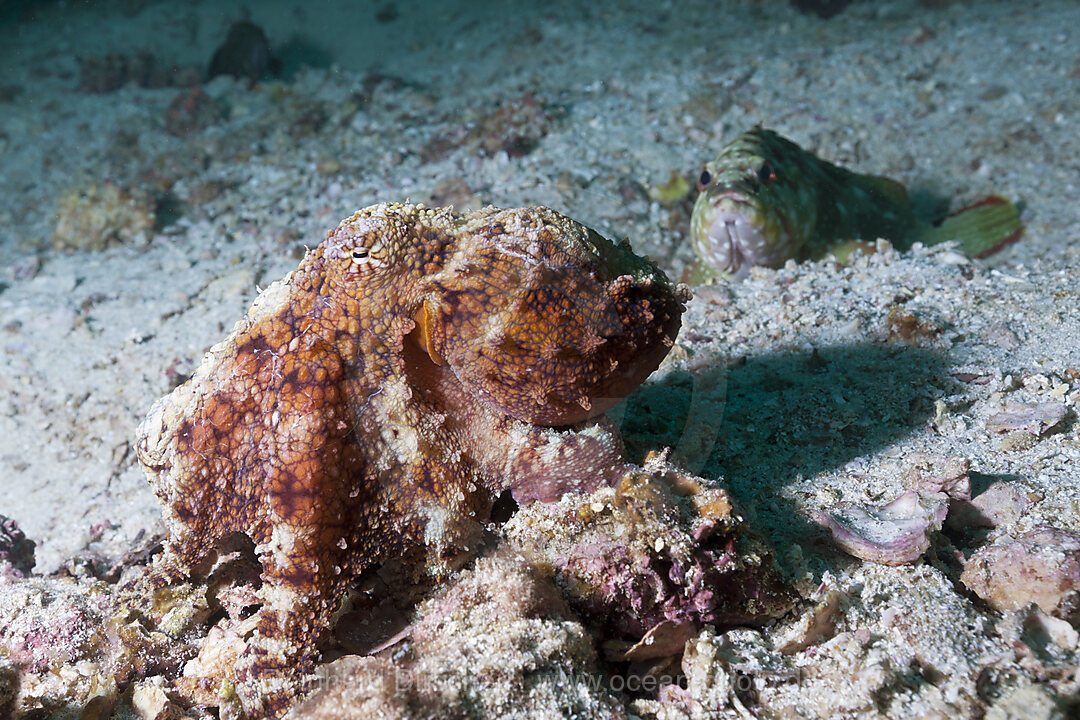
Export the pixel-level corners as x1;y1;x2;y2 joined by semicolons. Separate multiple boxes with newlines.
985;321;1021;349
207;21;281;83
996;431;1039;453
1020;606;1079;652
984;680;1066;720
776;581;844;654
946;481;1034;530
907;454;970;500
648;171;691;204
961;526;1080;617
131;682;171;720
316;159;342;176
8;255;41;281
164;87;225;137
0;514;36;579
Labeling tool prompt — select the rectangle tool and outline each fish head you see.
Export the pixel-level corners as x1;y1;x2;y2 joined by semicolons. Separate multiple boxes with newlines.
690;129;816;280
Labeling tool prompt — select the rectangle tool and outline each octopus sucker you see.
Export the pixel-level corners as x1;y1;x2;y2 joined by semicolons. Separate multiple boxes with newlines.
134;202;688;717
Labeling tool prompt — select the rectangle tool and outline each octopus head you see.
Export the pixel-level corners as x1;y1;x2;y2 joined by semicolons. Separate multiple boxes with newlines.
413;207;689;427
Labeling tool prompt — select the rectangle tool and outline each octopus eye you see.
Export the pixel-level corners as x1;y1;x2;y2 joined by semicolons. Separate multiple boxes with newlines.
697;168;712;191
757;161;777;186
351;248;371;264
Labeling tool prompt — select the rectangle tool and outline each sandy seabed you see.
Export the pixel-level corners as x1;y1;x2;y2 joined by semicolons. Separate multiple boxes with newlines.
1;0;1079;718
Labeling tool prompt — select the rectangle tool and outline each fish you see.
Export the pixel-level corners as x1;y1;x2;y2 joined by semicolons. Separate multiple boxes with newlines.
689;127;1023;281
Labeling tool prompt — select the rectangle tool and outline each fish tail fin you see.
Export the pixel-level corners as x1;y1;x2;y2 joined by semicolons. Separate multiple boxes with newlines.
922;195;1023;258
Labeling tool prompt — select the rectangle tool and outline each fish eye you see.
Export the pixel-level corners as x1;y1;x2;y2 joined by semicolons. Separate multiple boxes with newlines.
757;161;777;186
697;168;712;191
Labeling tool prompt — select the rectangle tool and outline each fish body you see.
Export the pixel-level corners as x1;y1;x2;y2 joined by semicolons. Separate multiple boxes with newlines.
690;127;1022;281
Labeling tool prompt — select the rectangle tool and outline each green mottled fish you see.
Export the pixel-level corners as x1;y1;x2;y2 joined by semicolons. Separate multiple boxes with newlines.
690;127;1023;281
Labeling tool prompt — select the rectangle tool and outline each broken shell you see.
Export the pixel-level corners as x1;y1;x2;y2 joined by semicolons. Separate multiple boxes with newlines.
986;401;1067;436
776;579;845;655
814;490;948;566
622;619;697;662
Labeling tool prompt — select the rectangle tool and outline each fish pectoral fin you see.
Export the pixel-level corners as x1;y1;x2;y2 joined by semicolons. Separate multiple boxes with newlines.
922;195;1023;258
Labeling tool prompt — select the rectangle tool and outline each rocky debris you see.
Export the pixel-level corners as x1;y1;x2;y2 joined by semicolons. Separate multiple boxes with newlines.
52;182;155;252
288;552;626;720
164;86;225;137
0;515;35;579
961;527;1080;618
505;453;795;643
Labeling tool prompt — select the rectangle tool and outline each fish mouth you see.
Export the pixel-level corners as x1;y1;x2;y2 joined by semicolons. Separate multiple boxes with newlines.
701;193;768;280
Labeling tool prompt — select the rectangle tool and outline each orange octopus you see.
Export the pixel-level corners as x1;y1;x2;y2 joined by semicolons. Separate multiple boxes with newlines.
135;202;688;716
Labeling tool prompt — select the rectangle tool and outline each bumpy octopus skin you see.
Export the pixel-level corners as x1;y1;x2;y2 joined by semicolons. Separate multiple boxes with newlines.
135;202;688;716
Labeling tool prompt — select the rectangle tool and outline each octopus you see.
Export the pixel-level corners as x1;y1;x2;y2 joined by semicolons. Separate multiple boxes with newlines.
135;202;689;717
